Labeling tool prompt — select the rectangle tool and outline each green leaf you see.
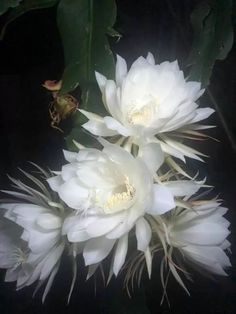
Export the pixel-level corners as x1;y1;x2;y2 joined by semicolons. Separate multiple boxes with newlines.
0;0;22;16
187;0;234;87
57;0;117;148
0;0;58;39
57;0;116;100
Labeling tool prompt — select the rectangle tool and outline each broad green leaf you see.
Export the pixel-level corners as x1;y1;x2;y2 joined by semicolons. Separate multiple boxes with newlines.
0;0;22;16
0;0;58;39
57;0;116;103
57;0;117;148
187;0;233;87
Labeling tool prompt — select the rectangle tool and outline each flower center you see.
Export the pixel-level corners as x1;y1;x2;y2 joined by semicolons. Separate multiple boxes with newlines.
128;105;152;125
12;247;27;269
103;177;135;214
127;97;159;126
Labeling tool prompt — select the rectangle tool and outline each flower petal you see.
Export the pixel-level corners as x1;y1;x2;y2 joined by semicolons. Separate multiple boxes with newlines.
138;143;164;174
190;108;215;124
47;175;64;192
58;178;89;210
103;116;131;137
85;213;125;238
183;245;231;275
147;185;175;215
39;242;64;280
36;213;62;230
146;52;155;65
104;80;123;120
82;120;117;137
113;233;128;276
63;150;78;163
116;55;127;86
80;109;117;136
176;222;230;246
163;180;202;197
83;237;116;266
95;71;107;93
135;217;152;251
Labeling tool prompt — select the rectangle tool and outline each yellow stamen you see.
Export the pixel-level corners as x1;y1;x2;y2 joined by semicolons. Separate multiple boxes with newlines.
104;177;135;213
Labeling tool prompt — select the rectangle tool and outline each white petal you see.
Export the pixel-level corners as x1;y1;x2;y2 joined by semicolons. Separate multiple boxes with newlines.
104;80;123;120
83;237;116;265
99;138;134;167
79;109;104;121
138;143;164;174
47;176;64;192
86;263;99;280
183;245;231;275
221;239;231;250
190;108;215;124
63;215;97;242
145;247;152;278
116;55;127;86
12;204;45;217
63;150;78;163
77;147;101;162
131;56;149;68
42;261;60;303
67;229;90;242
21;230;29;242
80;109;117;136
176;222;230;246
86;213;125;238
0;253;16;268
82;119;117;136
61;163;78;181
95;71;107;93
147;184;175;215
193;202;221;211
146;52;155;65
39;243;64;280
185;81;203;100
36;213;62;230
103;116;131;137
163;180;202;197
113;234;128;276
160;141;186;162
28;229;59;253
5;268;19;282
161;136;205;161
58;178;89;210
106;221;131;239
135;217;152;251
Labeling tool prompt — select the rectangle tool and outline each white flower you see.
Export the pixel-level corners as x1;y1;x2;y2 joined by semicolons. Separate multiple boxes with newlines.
0;218;28;283
80;53;214;161
0;169;66;301
167;201;231;276
48;139;203;276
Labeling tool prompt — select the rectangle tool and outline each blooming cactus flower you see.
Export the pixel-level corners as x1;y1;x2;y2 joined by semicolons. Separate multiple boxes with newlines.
0;218;28;283
0;170;66;301
1;204;65;301
48;139;203;276
124;199;231;297
167;201;231;276
80;53;214;161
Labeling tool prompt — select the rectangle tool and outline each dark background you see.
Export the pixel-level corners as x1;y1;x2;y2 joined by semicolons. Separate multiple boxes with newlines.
0;0;236;313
